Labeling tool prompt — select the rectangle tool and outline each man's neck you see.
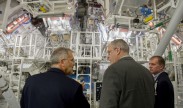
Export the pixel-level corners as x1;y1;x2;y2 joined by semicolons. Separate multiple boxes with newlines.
120;54;130;59
153;71;163;81
51;65;64;72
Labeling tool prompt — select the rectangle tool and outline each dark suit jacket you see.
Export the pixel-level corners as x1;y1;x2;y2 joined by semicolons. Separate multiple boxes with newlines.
155;72;174;108
20;68;90;108
100;57;155;108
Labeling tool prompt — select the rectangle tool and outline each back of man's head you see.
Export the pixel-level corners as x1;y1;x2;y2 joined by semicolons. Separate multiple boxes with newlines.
110;39;129;54
50;47;72;65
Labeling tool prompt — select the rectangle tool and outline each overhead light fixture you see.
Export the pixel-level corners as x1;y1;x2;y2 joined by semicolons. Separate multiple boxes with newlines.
6;14;31;34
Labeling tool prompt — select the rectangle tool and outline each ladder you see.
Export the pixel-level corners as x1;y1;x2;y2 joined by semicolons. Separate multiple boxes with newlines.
9;57;24;100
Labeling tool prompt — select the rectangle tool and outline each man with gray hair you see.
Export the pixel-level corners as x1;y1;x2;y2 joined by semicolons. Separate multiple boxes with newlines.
20;47;89;108
100;39;155;108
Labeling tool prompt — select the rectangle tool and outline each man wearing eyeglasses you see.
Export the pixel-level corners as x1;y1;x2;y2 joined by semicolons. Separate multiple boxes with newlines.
100;39;155;108
20;47;90;108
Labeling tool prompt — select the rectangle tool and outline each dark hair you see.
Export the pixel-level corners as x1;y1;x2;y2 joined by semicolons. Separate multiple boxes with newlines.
150;56;165;67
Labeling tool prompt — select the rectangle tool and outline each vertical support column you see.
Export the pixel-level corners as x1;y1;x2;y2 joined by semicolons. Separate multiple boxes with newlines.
105;0;109;16
144;35;148;60
43;37;47;59
140;36;143;60
173;51;178;107
34;33;38;58
153;0;157;25
29;33;33;57
14;35;18;58
136;36;139;60
18;35;23;57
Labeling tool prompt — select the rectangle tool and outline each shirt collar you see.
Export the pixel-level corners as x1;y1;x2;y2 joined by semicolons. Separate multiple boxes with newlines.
153;72;163;81
120;55;130;59
48;68;65;75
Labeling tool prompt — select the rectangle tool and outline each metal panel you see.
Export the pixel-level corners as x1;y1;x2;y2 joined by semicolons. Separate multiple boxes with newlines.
123;0;148;8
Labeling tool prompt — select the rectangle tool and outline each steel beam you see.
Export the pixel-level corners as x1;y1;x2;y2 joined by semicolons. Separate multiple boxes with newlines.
154;1;183;56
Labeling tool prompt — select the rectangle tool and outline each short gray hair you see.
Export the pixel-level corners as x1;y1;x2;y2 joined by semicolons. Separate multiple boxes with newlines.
50;47;73;65
110;39;129;53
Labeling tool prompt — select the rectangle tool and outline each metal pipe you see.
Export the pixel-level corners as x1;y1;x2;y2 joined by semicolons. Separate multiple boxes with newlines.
153;0;157;24
113;0;122;15
154;0;183;56
157;1;171;13
2;0;11;30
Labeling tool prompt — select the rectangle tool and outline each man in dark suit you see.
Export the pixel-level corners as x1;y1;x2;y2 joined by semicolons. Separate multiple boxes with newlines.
99;39;155;108
20;47;90;108
149;56;174;108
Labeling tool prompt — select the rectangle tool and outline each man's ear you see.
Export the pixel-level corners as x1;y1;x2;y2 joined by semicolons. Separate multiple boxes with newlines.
59;59;65;67
160;65;164;70
116;48;121;55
